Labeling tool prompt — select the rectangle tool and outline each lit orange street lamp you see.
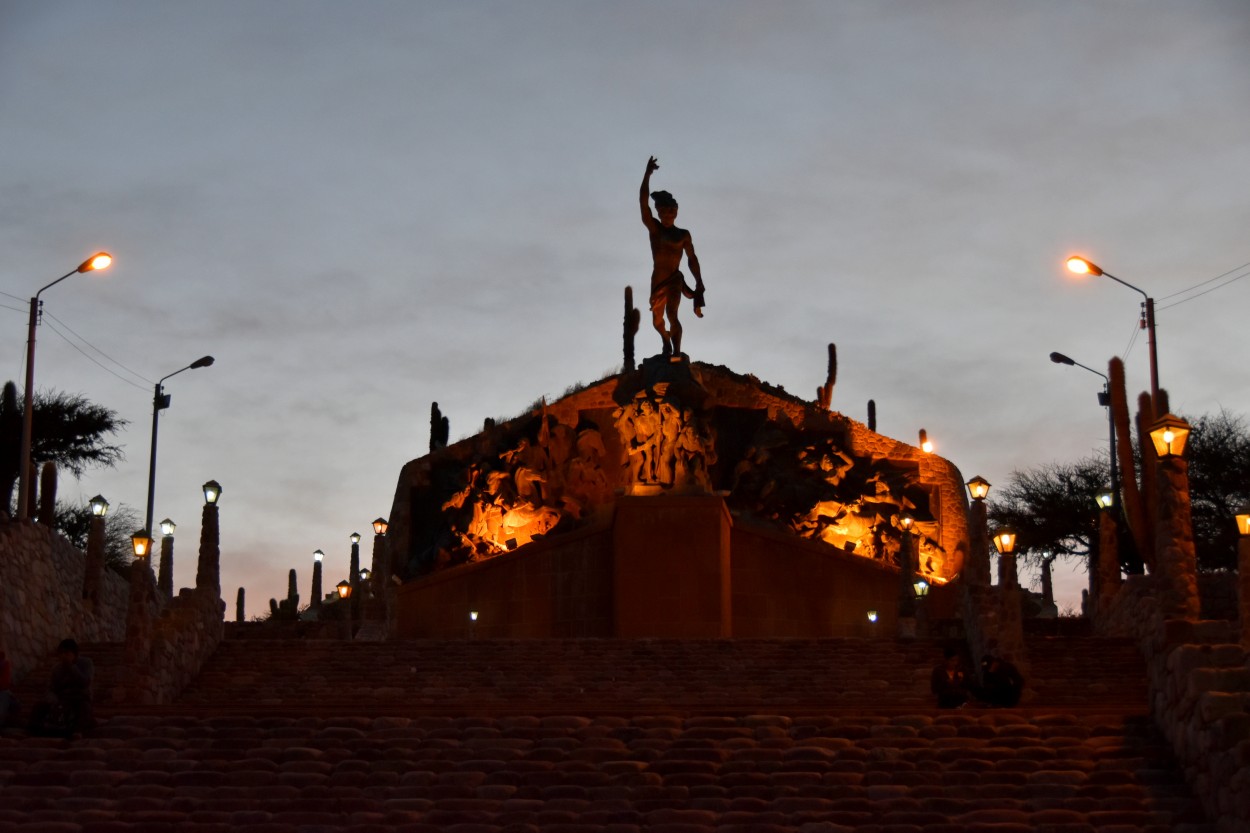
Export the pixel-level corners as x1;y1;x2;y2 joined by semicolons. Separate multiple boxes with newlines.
18;252;114;519
1065;255;1159;405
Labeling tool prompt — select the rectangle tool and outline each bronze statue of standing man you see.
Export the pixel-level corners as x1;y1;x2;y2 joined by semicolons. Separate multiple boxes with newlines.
640;157;705;359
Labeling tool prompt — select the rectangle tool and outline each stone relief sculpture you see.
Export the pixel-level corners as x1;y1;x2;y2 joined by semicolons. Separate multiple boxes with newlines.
640;157;706;358
613;393;716;493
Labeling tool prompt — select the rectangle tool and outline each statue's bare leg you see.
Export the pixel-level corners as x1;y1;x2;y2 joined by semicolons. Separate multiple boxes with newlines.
651;301;671;356
666;294;683;356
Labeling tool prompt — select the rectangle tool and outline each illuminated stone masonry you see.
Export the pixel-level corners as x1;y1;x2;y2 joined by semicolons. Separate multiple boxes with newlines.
388;358;968;589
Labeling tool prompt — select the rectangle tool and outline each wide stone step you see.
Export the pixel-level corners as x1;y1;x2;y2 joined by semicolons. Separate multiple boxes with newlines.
0;710;1212;831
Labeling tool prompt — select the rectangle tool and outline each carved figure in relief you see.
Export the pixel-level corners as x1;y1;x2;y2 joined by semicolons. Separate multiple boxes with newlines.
675;408;716;491
640;157;705;357
656;401;681;485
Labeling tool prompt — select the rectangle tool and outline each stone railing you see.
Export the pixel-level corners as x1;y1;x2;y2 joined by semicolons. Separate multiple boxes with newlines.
0;520;128;679
108;583;224;705
1097;574;1249;831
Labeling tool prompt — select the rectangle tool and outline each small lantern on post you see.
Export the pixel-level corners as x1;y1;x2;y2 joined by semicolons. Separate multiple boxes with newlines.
314;549;324;562
157;517;176;601
1094;491;1114;510
89;494;110;517
350;532;361;544
359;567;371;582
159;518;176;537
993;528;1018;588
1238;503;1250;648
913;578;930;597
202;479;222;505
131;529;154;558
1148;414;1191;459
336;580;352;600
372;517;389;536
966;476;990;502
1237;504;1250;539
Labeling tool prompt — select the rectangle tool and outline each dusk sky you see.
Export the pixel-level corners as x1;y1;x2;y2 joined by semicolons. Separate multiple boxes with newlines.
3;1;1248;613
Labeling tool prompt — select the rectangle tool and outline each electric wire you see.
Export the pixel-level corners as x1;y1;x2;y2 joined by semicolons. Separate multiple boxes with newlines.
44;312;153;386
1157;267;1250;312
1157;260;1250;301
1;303;26;314
0;290;26;303
1121;316;1141;361
42;318;150;392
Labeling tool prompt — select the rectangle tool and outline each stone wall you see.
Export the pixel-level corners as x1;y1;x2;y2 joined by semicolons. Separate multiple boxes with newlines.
1097;574;1250;831
0;520;128;679
109;584;225;705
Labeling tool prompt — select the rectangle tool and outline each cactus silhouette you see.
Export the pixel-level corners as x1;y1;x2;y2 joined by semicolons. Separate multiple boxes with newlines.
1136;391;1160;568
867;400;876;432
430;402;450;452
1109;358;1148;570
816;343;837;410
38;462;57;528
623;286;641;372
236;587;245;623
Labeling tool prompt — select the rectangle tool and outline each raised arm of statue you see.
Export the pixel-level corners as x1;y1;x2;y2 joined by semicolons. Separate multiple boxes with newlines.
640;156;659;230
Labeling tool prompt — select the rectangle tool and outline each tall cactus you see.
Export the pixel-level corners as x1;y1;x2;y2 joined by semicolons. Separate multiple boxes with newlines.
0;381;19;511
816;343;837;410
236;587;245;623
38;462;57;528
867;400;877;432
623;286;641;372
1135;391;1159;570
286;568;299;611
429;402;449;452
1108;358;1147;569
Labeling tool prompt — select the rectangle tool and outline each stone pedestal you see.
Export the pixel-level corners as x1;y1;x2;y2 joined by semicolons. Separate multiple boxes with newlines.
158;535;174;601
967;500;990;589
1154;458;1199;621
1096;509;1121;615
197;504;220;597
612;495;731;637
83;516;105;603
1239;538;1250;649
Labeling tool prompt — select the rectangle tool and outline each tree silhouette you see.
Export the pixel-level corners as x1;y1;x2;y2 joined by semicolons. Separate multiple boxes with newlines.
0;383;127;511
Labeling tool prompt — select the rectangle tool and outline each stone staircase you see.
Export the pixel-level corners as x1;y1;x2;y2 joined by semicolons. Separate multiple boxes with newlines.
0;634;1217;831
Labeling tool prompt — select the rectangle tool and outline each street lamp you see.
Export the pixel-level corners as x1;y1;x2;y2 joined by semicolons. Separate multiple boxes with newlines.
350;532;361;544
336;580;352;600
993;530;1017;556
17;252;114;519
313;549;324;562
372;518;388;535
1050;350;1120;510
89;494;110;517
966;476;991;502
359;567;371;582
159;518;176;537
1095;492;1115;510
1064;256;1160;405
131;529;154;558
1237;504;1250;539
913;578;930;597
145;356;214;532
202;480;222;505
1148;413;1191;459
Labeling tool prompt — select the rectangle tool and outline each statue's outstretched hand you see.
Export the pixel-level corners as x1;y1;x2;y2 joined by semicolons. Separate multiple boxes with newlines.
646;156;660;174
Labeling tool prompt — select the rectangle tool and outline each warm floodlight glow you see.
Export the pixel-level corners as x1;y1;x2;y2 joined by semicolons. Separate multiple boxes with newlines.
78;252;113;273
866;610;879;623
313;549;324;563
372;517;389;535
1095;492;1114;510
993;530;1017;555
1066;256;1102;276
1149;413;1191;459
89;495;110;517
159;518;176;537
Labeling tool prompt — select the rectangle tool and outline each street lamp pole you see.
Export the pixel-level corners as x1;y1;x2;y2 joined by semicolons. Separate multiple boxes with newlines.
1065;256;1159;405
1049;351;1120;509
17;253;113;520
144;356;214;533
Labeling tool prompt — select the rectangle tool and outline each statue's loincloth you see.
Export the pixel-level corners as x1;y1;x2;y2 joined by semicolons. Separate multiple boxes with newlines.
650;270;685;312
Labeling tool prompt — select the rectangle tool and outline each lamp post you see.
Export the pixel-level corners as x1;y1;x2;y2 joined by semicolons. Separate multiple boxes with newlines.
1236;504;1250;647
158;518;176;601
196;480;222;596
1093;492;1121;617
1064;256;1160;405
336;579;353;640
1049;351;1120;512
349;532;361;621
144;356;214;533
126;526;157;667
311;549;324;610
993;529;1018;588
84;495;109;603
1148;413;1199;621
371;517;389;626
965;476;992;588
17;253;114;519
